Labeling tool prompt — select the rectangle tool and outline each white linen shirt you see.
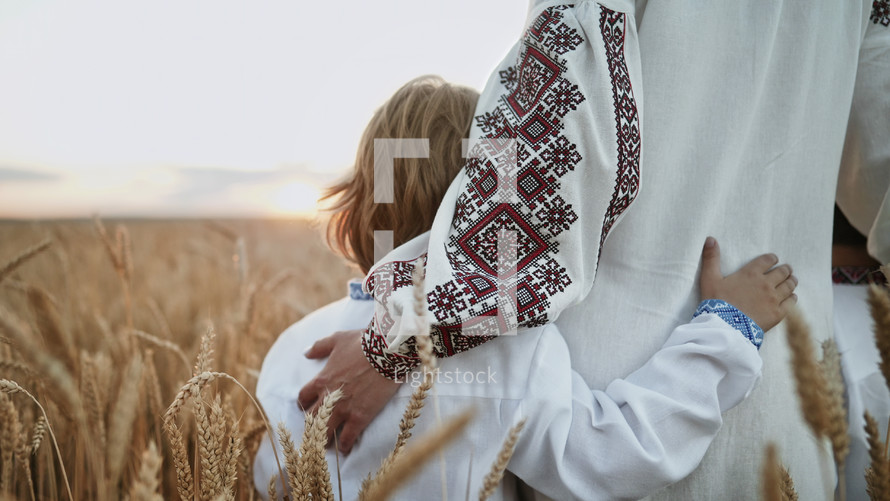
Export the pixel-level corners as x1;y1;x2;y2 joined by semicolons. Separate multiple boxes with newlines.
254;281;762;501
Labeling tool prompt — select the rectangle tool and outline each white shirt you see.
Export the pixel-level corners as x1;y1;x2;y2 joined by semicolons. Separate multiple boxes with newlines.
361;2;889;499
254;282;762;500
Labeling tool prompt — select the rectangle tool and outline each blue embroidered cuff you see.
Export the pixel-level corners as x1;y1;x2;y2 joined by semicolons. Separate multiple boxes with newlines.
694;299;764;349
348;281;373;301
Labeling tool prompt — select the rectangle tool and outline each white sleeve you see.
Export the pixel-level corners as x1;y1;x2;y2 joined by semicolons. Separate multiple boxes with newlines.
837;7;890;263
510;315;762;500
362;0;644;382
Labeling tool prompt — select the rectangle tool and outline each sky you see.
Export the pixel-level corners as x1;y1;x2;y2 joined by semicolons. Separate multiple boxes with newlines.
0;0;526;218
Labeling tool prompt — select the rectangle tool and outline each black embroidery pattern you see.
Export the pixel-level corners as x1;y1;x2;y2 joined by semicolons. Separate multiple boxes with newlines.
363;5;642;380
872;0;890;26
598;7;641;253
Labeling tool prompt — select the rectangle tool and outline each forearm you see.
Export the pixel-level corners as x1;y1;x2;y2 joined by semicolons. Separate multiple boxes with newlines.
512;314;761;500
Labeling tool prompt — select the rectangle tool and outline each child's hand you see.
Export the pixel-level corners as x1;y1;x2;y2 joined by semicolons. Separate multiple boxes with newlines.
699;237;798;332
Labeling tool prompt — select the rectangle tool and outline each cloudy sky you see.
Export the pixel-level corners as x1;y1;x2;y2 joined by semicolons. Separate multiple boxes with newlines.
0;0;526;218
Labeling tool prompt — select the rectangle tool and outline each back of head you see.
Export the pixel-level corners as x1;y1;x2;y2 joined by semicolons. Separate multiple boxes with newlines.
324;75;479;273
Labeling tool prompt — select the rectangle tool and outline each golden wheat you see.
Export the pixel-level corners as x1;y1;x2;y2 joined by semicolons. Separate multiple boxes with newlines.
820;338;850;496
479;418;526;501
785;308;831;438
865;411;890;501
869;284;890;398
0;239;51;286
128;441;164;501
360;408;475;501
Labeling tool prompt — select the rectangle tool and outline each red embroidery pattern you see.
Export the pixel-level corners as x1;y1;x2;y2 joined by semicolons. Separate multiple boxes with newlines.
363;5;642;380
430;5;585;335
831;266;887;285
872;0;890;26
598;8;642;253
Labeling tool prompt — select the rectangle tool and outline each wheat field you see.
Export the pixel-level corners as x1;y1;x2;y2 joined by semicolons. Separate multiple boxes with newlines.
4;217;890;501
0;218;357;500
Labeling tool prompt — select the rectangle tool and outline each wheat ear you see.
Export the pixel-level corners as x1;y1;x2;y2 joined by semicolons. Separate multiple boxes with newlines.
164;371;285;499
163;419;194;501
820;338;850;499
0;391;20;493
869;284;890;397
303;389;342;501
267;473;278;501
196;395;226;500
0;240;51;286
785;308;830;438
865;411;890;501
128;441;164;501
194;325;217;375
779;464;798;501
479;418;526;501
0;379;72;501
222;408;242;500
106;354;144;491
29;415;47;455
761;443;784;501
277;422;306;499
131;329;192;375
360;408;474;501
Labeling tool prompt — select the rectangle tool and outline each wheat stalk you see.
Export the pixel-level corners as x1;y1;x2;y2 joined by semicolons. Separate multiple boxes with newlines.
820;338;850;499
194;325;217;376
15;413;36;501
0;307;85;422
479;418;526;501
142;351;164;448
222;408;242;500
277;422;306;499
869;284;890;398
80;352;108;452
0;240;51;286
304;389;342;500
128;441;164;501
360;408;475;501
785;308;830;438
267;473;278;501
761;443;783;501
131;329;192;375
163;419;194;501
94;218;134;330
0;391;20;493
779;464;798;501
105;354;144;493
0;379;72;501
197;395;225;500
865;411;890;501
29;415;47;455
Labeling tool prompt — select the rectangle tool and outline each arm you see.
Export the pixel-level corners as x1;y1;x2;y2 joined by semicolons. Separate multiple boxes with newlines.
837;5;890;263
510;239;796;499
363;1;644;381
513;312;761;500
299;2;645;450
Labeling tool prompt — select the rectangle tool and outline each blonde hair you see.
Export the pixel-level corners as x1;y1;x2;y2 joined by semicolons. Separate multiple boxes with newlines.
323;75;479;273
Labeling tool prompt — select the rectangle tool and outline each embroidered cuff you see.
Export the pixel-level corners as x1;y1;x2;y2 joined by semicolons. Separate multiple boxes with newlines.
348;281;373;301
361;325;419;382
694;299;764;349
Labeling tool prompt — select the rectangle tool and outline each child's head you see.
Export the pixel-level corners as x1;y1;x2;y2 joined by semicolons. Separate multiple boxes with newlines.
324;75;479;273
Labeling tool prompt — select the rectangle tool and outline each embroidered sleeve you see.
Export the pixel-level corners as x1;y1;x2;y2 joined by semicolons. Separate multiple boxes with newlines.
362;3;643;381
872;0;889;27
693;299;764;349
